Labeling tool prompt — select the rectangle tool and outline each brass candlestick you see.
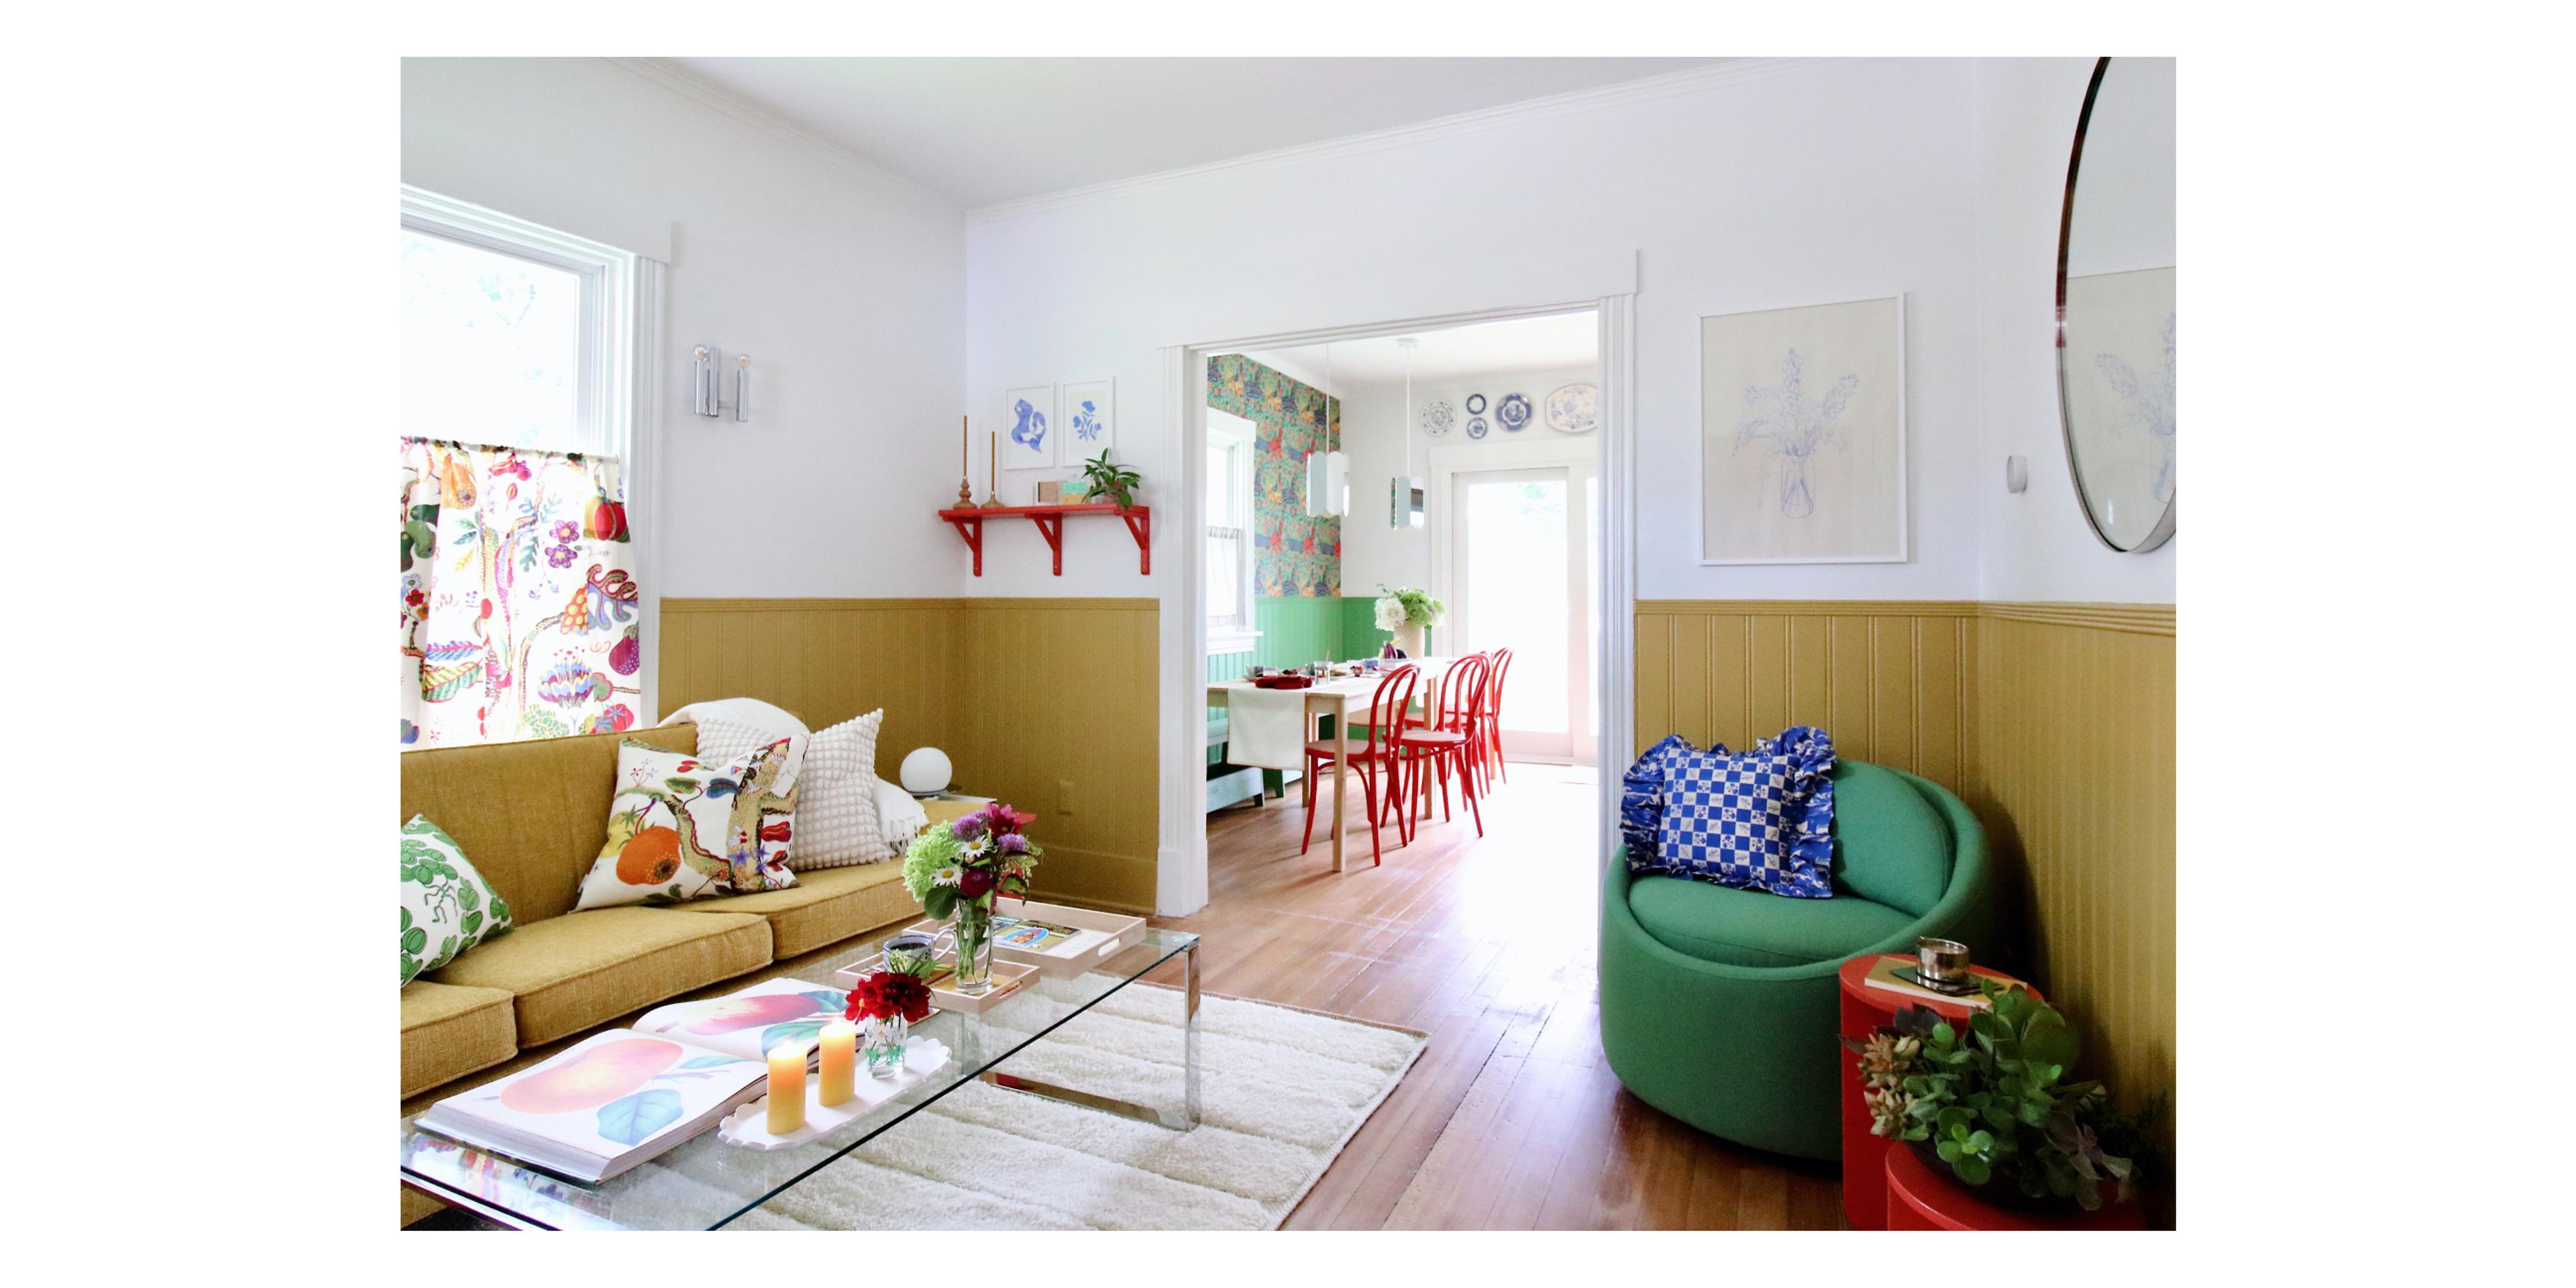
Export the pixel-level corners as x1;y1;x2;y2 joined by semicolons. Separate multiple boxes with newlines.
981;429;1004;508
955;415;973;509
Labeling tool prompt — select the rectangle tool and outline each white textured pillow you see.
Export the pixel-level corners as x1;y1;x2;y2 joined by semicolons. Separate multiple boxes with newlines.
778;709;885;868
875;777;929;855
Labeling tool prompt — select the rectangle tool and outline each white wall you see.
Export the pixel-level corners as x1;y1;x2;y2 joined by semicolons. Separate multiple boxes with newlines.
402;58;969;598
1972;58;2178;604
1336;364;1600;595
965;58;1990;606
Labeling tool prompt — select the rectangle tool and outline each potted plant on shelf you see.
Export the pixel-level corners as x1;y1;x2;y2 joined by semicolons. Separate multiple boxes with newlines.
1845;979;2162;1212
901;801;1041;997
1373;584;1446;658
1077;449;1142;511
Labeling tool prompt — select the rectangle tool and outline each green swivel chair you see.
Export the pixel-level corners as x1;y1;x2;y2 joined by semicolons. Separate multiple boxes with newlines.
1598;761;1998;1160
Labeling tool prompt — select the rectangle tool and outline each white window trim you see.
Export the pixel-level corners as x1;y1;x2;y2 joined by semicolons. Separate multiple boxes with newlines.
400;184;667;720
1205;413;1260;653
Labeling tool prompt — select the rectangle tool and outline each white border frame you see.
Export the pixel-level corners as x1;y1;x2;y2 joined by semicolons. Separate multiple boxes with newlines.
1695;292;1909;567
1061;376;1116;465
400;184;668;722
1155;294;1638;916
1002;384;1060;473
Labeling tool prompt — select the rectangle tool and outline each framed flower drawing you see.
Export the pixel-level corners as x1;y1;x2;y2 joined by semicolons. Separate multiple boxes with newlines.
1699;294;1907;564
1061;378;1114;459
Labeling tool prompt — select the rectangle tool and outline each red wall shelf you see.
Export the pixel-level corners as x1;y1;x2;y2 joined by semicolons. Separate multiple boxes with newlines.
937;503;1150;577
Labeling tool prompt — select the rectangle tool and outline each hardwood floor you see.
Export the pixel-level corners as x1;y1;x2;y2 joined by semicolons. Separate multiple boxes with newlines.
1154;760;1847;1230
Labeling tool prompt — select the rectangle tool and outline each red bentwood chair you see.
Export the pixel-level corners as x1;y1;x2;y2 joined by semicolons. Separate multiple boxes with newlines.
1300;664;1420;865
1474;647;1514;790
1395;653;1489;839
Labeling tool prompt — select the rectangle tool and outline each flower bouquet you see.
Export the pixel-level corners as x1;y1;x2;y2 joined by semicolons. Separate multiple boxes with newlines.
843;965;934;1078
901;801;1041;996
1373;584;1446;657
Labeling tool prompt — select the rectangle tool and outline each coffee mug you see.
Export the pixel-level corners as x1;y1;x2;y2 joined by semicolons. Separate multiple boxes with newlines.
1916;936;1971;987
883;928;954;974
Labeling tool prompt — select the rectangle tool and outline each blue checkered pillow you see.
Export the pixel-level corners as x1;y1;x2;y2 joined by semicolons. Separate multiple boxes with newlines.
1650;727;1838;898
1621;734;1717;873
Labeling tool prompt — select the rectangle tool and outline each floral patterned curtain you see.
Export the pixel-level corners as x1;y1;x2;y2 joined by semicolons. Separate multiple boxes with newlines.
400;439;639;746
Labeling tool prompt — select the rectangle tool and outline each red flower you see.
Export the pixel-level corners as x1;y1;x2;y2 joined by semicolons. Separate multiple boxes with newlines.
958;867;996;899
846;970;932;1024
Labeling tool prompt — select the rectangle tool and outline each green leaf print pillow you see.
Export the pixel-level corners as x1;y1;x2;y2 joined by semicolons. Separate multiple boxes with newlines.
401;815;515;985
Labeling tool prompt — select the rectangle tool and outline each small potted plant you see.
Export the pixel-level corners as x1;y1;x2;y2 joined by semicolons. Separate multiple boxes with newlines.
1373;584;1446;658
1077;449;1142;511
1845;980;2162;1212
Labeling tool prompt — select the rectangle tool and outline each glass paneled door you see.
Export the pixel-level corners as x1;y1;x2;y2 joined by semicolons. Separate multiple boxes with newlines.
1453;465;1597;764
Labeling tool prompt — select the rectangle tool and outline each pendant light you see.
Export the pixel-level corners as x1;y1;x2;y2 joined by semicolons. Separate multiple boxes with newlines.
1305;342;1350;517
1392;337;1425;529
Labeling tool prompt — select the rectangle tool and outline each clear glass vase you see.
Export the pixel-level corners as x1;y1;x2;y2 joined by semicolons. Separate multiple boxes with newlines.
951;900;996;996
861;1014;908;1079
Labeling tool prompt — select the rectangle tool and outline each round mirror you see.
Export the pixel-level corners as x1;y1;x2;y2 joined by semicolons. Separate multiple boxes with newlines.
2057;57;2176;552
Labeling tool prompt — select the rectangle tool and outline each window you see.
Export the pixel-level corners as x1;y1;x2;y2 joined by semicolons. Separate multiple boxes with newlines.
1206;410;1258;653
400;186;634;462
399;186;656;746
401;229;593;455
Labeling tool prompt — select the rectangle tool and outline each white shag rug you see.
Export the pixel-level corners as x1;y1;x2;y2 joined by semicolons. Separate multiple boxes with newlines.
618;977;1426;1230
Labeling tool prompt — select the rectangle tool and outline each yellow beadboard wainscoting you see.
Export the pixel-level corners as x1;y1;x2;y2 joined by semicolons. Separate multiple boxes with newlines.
1633;600;2174;1126
661;598;1161;914
1633;600;1981;789
1974;602;2176;1132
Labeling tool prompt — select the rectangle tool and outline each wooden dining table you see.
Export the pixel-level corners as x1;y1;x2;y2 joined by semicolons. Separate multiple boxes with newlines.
1205;657;1458;871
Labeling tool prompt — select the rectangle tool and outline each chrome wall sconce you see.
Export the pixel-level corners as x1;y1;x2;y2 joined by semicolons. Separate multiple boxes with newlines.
694;344;752;421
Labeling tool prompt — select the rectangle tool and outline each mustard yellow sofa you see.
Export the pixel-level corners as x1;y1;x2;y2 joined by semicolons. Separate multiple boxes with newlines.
398;724;922;1226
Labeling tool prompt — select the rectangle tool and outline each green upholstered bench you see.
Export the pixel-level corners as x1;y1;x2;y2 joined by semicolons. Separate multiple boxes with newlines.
1598;761;2001;1160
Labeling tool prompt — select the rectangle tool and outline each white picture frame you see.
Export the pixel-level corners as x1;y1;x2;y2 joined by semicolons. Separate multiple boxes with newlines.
1060;378;1114;465
1697;294;1907;565
1001;384;1057;470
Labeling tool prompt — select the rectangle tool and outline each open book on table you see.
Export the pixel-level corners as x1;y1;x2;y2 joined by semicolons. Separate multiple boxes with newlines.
415;977;847;1183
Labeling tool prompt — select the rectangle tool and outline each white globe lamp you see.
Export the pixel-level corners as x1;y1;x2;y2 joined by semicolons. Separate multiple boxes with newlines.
899;747;953;797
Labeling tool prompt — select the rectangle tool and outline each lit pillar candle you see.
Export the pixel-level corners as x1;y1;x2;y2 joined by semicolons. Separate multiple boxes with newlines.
765;1042;806;1134
816;1019;857;1108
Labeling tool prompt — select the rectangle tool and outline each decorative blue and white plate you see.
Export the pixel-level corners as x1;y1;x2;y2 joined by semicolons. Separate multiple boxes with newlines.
1546;382;1599;434
1465;417;1489;440
1421;399;1456;437
1464;392;1487;415
1496;392;1533;432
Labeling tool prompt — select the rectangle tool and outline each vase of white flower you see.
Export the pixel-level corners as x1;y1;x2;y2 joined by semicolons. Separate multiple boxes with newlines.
1373;584;1445;657
902;800;1042;999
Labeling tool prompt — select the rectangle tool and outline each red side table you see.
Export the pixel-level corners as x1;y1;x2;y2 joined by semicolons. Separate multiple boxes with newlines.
1884;1141;2145;1230
1835;954;2038;1230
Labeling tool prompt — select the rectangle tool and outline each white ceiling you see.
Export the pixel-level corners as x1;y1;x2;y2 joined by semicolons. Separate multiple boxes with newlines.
662;57;1727;209
1246;311;1598;392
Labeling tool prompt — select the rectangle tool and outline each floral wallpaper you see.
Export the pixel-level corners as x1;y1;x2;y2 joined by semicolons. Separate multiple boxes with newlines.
1206;354;1341;598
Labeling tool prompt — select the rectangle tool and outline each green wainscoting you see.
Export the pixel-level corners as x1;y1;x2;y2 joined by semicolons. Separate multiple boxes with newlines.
1254;595;1343;669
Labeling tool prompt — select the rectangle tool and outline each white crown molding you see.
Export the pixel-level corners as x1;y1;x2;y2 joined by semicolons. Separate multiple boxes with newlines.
605;58;961;214
965;57;1845;227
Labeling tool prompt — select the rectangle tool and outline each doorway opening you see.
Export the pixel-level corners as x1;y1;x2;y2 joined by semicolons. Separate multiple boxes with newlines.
1184;309;1606;902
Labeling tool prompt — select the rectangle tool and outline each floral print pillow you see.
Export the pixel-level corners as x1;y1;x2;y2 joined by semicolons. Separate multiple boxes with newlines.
402;816;515;985
572;737;802;912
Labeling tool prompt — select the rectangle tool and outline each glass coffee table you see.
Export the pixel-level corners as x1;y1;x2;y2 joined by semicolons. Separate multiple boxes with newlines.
400;926;1200;1230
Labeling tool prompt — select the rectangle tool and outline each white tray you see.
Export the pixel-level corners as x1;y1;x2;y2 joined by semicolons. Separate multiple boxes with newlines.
833;953;1039;1014
957;899;1147;980
716;1037;953;1150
